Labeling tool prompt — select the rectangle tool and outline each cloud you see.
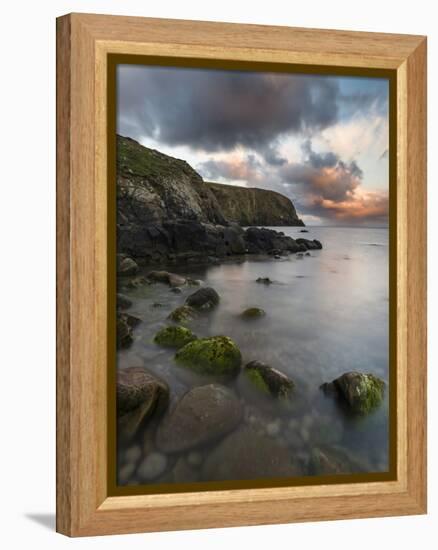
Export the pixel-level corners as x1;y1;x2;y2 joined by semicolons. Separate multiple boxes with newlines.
279;141;387;223
117;66;340;153
311;190;389;222
198;154;262;183
281;140;362;202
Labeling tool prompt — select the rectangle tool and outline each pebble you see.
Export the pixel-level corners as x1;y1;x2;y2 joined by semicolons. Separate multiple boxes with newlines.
137;452;168;481
124;445;141;465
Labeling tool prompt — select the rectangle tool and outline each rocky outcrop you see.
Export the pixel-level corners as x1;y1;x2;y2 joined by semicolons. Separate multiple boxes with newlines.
207;181;304;226
116;135;314;265
117;135;226;226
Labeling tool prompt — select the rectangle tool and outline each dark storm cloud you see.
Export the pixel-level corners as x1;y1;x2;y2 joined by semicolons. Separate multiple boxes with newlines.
117;65;340;152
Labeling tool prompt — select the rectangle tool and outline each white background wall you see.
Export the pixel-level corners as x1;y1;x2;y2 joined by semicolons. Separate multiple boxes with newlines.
0;0;435;547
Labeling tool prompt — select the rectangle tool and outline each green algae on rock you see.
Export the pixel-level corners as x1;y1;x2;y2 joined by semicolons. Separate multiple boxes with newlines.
167;305;198;324
175;336;242;377
244;360;295;399
154;325;197;349
321;371;385;415
241;307;266;320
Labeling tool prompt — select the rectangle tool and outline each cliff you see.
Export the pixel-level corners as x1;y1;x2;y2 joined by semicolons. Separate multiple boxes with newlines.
117;135;226;226
206;182;304;227
116;135;316;265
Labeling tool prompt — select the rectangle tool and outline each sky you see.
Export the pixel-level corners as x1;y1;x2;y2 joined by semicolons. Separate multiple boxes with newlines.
117;65;389;226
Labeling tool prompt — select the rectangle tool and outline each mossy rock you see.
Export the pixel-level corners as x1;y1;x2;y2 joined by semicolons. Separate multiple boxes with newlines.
154;326;197;349
168;305;198;324
175;336;242;377
244;361;294;399
321;372;385;415
241;307;266;320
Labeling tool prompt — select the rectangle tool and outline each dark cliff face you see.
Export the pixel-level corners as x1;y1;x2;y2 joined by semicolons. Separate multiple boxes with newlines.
116;135;313;264
117;135;226;226
206;182;304;227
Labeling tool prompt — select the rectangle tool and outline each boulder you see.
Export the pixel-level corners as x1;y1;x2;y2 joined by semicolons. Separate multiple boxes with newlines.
295;238;323;250
117;368;169;441
244;227;302;254
154;325;197;349
156;384;243;453
168;305;198;324
244;361;295;399
201;426;302;481
175;336;242;377
117;254;139;276
241;307;266;320
146;270;187;287
321;372;385;415
185;287;220;310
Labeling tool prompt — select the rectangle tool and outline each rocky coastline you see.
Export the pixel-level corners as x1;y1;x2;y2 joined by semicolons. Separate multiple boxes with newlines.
115;135;387;485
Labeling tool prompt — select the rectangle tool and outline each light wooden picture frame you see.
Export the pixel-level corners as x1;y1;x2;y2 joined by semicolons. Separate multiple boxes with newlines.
56;13;427;537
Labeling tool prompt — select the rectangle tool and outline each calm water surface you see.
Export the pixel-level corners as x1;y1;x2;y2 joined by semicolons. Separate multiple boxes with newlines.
117;226;390;484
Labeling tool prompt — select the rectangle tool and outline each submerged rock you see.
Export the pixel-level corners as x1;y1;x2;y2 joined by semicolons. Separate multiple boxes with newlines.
241;307;266;320
154;325;197;349
147;270;186;287
175;336;242;377
295;238;323;250
185;287;220;310
308;445;367;475
244;361;295;399
168;305;198;324
256;277;273;285
321;372;385;415
156;384;243;453
201;426;302;481
117;368;169;440
117;254;139;276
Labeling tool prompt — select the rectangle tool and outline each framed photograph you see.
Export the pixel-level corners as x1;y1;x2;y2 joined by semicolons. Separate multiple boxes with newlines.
56;13;427;536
